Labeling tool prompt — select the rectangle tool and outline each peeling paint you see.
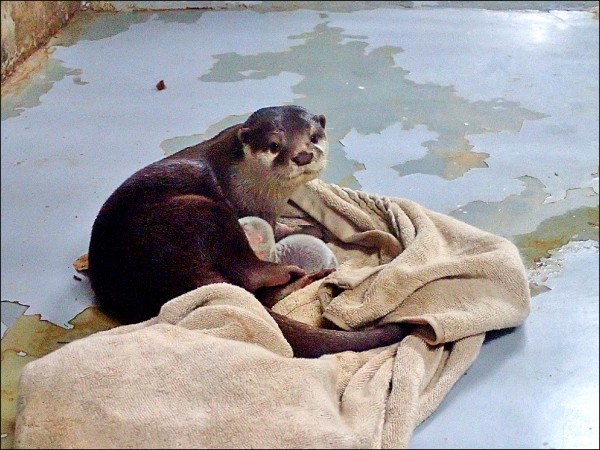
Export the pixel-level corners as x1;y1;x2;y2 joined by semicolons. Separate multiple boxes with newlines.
449;175;598;240
335;8;598;206
160;113;253;157
200;21;547;185
514;206;599;268
0;307;119;449
0;301;29;339
0;351;29;450
159;115;250;157
51;10;152;47
1;52;84;120
528;239;599;296
160;133;205;156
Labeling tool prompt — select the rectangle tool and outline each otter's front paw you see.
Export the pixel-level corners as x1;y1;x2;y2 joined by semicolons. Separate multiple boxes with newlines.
255;268;335;308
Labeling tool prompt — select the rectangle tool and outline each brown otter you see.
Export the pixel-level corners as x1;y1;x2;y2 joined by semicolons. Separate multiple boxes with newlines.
88;105;410;358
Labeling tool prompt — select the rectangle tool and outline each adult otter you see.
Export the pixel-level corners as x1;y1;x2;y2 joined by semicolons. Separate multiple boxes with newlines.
88;105;410;358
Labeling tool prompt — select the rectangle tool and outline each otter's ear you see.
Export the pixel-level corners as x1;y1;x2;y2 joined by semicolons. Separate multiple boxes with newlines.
316;114;326;129
238;127;251;144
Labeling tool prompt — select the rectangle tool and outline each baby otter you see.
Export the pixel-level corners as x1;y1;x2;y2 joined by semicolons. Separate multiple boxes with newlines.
239;216;339;273
88;105;409;358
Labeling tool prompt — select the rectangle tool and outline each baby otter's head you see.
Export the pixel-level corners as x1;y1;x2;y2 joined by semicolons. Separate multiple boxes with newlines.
237;105;329;191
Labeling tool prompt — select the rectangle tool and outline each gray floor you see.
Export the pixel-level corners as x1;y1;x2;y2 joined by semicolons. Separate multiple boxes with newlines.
1;1;598;448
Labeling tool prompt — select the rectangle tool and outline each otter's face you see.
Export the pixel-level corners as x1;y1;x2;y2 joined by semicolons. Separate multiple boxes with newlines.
237;106;329;190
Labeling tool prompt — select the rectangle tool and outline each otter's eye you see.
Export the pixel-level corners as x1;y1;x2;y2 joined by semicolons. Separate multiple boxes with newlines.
268;142;280;153
310;134;319;144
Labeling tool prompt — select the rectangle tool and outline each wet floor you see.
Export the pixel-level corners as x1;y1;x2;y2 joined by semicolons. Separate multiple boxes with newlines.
1;1;598;448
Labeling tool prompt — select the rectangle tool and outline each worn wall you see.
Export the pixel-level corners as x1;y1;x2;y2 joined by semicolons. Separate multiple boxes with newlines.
1;1;81;83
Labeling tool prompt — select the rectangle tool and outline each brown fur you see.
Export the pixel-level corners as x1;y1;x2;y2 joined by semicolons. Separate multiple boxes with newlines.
88;106;410;357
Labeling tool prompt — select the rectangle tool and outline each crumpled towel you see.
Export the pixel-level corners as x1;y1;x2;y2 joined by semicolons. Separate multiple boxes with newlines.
15;180;530;448
276;180;531;345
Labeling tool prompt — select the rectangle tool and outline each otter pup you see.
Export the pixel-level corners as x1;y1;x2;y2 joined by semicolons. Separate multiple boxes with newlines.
88;105;409;358
239;216;339;273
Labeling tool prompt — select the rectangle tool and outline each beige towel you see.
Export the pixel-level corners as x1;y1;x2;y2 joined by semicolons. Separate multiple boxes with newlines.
15;180;530;449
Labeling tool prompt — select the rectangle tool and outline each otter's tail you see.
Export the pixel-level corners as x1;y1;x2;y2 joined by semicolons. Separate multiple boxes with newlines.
269;311;412;358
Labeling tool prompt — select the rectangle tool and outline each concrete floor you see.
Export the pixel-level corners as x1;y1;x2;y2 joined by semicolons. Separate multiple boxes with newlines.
1;1;598;448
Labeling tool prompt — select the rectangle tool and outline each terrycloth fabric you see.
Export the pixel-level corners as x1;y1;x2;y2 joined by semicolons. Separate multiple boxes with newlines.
15;180;530;449
277;180;531;345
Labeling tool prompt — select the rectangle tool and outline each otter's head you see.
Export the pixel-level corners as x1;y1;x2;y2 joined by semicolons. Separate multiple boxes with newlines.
237;105;329;191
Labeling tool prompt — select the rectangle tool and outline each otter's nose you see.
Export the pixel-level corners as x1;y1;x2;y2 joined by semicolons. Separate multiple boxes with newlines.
292;151;314;166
